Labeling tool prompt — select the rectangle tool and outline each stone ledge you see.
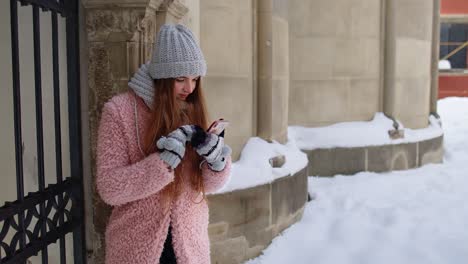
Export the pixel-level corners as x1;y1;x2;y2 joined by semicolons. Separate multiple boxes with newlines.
305;135;444;176
207;166;309;264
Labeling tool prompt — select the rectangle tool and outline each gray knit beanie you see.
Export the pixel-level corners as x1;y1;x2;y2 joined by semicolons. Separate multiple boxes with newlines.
149;23;207;79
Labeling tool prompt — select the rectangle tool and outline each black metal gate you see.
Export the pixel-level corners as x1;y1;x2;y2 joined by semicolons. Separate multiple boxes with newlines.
1;0;86;263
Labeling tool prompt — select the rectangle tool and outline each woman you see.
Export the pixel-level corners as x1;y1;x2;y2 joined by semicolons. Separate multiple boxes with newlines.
96;23;232;264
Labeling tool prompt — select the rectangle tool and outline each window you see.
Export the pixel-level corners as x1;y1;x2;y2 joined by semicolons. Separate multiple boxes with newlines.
440;22;468;70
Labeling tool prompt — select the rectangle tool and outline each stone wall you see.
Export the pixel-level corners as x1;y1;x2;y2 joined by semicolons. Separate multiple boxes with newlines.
305;136;443;176
288;0;382;127
208;166;308;264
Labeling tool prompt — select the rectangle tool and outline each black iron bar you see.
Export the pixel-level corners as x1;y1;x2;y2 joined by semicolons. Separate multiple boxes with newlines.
17;0;64;15
65;0;86;262
32;5;48;264
9;1;27;263
51;10;66;264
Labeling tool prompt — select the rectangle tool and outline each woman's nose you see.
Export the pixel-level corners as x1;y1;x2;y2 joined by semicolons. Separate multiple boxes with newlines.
185;80;195;93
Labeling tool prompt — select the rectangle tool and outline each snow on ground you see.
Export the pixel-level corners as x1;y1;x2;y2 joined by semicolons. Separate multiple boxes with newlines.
246;97;468;264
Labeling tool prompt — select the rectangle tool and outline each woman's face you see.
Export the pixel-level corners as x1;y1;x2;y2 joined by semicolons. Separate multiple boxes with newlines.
174;76;199;101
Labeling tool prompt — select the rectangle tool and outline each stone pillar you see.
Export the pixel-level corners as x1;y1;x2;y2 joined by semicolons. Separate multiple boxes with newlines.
257;0;289;143
383;0;434;128
199;0;255;159
81;0;191;262
430;0;440;114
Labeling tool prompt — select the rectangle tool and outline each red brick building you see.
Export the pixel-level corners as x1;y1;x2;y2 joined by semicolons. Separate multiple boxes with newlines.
439;0;468;98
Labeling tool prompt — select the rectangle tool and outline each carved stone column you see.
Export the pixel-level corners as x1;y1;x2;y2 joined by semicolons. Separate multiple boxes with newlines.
81;0;190;262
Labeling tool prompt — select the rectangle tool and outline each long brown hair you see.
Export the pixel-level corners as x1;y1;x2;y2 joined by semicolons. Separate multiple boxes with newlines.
143;78;209;203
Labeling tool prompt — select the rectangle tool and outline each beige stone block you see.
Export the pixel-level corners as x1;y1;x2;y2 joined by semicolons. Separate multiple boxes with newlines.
333;38;366;78
200;0;253;76
210;237;249;264
289;0;346;37
394;78;431;118
203;76;254;160
348;79;380;120
398;114;429;129
394;38;432;78
270;79;289;143
208;221;229;242
272;16;289;77
258;0;272;13
257;77;273;138
257;13;289;143
333;38;380;79
289;80;350;126
364;38;381;78
272;0;289;20
257;12;273;78
290;36;335;80
246;245;267;261
208;184;271;244
394;0;433;41
348;0;381;38
419;136;443;166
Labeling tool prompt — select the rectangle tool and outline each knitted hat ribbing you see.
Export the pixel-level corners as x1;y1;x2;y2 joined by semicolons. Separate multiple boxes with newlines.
149;23;207;79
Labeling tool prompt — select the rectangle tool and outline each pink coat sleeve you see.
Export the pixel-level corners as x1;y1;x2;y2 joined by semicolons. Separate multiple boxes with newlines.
96;101;175;206
201;157;232;194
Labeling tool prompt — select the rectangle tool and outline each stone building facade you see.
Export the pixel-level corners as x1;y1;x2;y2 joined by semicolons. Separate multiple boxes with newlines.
0;0;442;263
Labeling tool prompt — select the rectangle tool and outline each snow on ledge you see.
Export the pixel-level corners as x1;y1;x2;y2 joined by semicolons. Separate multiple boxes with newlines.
438;59;451;70
288;112;443;150
215;113;443;194
215;137;308;194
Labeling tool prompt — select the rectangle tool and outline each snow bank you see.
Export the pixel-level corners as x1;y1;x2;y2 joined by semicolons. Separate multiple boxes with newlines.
220;112;444;193
289;112;443;150
246;97;468;264
216;137;308;193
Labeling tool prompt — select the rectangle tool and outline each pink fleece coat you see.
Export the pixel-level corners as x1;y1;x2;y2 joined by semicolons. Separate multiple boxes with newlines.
96;91;231;264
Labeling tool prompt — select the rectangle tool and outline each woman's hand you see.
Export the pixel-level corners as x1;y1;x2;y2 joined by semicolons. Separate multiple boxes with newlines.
190;126;232;171
156;126;193;169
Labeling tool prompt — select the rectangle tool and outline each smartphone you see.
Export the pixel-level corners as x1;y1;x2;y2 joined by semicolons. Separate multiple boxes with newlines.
207;119;229;135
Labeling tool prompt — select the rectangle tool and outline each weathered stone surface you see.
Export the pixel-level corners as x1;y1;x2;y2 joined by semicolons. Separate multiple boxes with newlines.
307;147;366;176
271;167;307;225
208;184;271;243
208;221;229;242
419;136;444;166
211;236;249;264
207;167;308;264
305;135;442;177
272;207;304;237
368;143;417;172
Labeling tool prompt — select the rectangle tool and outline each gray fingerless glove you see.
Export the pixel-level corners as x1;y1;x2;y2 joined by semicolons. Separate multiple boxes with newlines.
207;145;232;171
190;127;231;171
156;126;193;169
